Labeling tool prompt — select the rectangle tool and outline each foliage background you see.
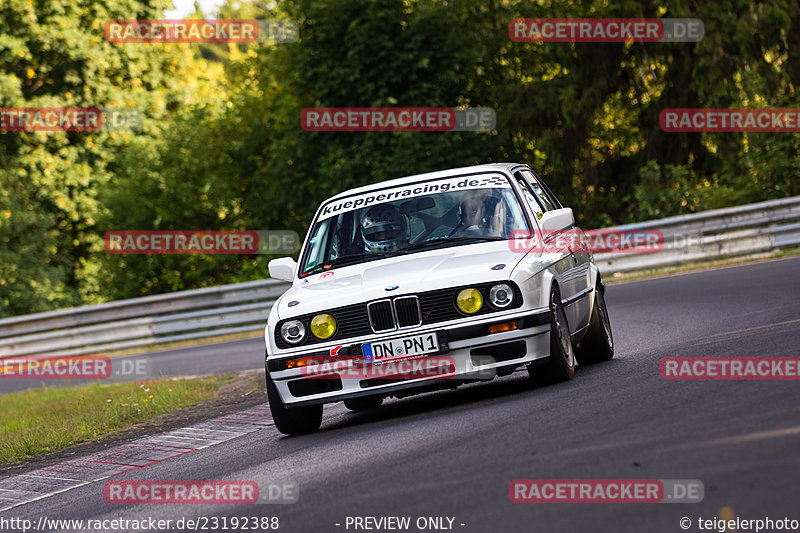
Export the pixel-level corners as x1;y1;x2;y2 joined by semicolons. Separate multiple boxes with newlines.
1;0;799;316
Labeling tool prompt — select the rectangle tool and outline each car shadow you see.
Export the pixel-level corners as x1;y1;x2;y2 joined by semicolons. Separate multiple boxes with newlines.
317;362;617;433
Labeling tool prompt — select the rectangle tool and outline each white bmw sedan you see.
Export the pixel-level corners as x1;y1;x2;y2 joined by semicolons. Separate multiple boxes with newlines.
265;163;613;434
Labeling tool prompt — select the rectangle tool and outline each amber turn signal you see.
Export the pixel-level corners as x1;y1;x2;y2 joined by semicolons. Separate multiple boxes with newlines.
488;321;519;334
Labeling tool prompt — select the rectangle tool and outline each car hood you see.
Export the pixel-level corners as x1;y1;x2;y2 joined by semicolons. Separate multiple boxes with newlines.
275;241;524;319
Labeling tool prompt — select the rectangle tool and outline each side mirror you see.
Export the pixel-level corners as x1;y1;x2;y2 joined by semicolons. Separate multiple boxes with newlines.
539;208;575;232
268;257;297;281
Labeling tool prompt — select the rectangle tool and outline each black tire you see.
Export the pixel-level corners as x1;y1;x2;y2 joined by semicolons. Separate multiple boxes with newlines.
528;287;576;386
266;372;323;435
343;396;383;411
574;283;614;365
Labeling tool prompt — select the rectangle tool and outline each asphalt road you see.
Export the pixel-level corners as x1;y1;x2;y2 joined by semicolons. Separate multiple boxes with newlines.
3;256;800;533
0;336;267;395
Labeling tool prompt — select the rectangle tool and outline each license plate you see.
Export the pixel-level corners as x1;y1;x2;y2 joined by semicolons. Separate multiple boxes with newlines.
363;332;440;364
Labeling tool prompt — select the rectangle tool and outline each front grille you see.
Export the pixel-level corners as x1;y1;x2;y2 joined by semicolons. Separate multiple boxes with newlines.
394;296;422;328
418;283;524;322
367;296;422;333
274;302;371;349
367;300;395;332
274;281;524;349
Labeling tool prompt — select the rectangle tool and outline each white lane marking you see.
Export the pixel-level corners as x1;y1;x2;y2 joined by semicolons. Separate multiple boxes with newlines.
0;404;272;511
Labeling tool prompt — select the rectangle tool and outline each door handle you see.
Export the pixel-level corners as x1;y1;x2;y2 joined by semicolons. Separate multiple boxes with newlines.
568;246;578;264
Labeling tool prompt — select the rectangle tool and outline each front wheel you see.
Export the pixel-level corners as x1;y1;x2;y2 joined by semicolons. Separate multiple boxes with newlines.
528;287;576;386
266;372;322;435
574;284;614;365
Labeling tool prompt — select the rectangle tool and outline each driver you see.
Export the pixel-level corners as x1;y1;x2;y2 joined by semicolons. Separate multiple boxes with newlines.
361;204;409;252
451;188;502;237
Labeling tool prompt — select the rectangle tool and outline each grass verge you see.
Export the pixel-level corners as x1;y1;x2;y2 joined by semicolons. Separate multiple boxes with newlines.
0;374;231;463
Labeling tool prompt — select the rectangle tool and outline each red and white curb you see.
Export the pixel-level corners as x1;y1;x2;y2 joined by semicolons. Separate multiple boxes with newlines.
0;405;272;511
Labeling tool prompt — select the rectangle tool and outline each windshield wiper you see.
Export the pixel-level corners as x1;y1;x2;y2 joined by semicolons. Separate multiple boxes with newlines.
397;236;506;253
300;252;387;277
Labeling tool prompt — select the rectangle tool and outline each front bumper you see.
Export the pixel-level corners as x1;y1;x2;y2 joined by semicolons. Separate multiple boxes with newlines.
267;307;552;407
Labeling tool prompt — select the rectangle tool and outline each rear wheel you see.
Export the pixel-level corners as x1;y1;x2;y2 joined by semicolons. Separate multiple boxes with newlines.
344;396;383;411
574;283;614;365
528;287;575;386
266;372;323;435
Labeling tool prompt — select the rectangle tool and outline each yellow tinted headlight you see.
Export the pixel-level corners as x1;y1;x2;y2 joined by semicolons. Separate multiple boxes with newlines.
310;313;337;339
456;288;483;314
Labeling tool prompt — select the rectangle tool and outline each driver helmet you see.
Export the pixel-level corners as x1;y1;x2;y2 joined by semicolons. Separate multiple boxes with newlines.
361;204;408;252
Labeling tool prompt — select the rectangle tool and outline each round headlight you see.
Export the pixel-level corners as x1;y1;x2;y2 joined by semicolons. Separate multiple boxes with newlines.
310;313;337;339
280;320;306;344
489;283;514;308
456;288;483;314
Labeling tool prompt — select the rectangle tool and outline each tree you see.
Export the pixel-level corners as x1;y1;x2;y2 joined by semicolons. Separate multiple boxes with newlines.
0;0;224;316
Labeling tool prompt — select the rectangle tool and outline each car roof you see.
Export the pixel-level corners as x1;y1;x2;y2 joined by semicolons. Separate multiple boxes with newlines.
325;163;526;201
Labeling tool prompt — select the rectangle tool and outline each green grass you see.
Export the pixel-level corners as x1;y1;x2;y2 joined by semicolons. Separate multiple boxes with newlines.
0;375;231;464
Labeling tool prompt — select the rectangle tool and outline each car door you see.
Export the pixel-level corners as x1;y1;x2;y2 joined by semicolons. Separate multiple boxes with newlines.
510;169;574;312
515;167;592;335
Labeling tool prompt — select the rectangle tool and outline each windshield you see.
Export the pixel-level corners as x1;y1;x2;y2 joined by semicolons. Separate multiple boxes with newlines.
299;173;530;276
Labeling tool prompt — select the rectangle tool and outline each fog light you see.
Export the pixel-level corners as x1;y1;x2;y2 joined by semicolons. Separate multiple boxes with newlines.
456;288;483;314
310;313;337;339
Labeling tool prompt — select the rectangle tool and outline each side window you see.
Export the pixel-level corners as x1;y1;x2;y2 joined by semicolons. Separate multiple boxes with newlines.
325;214;347;261
520;170;556;211
514;173;545;220
317;211;355;263
305;220;332;268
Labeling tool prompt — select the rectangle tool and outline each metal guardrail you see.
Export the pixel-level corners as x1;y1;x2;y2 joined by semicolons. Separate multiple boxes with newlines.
0;280;289;357
1;195;799;357
593;196;800;273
